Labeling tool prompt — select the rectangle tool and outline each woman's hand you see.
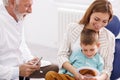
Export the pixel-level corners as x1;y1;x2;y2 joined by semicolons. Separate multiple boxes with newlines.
83;73;107;80
93;72;108;80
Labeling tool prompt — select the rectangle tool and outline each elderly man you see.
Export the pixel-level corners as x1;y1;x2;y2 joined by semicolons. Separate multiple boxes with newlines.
0;0;58;80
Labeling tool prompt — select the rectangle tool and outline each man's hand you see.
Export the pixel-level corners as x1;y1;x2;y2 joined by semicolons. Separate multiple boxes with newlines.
29;57;41;66
19;57;40;77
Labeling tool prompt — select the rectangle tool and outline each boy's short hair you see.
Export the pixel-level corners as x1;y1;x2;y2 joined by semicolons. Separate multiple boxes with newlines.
80;28;99;45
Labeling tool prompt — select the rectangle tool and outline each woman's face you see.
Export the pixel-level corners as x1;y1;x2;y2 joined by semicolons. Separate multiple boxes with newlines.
87;12;110;32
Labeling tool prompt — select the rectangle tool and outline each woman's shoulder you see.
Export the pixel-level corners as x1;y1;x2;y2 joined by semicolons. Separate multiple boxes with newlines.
65;23;84;43
67;23;84;33
100;27;115;38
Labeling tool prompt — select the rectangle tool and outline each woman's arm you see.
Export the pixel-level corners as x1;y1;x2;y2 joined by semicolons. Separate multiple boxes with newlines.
57;23;83;68
57;23;84;80
99;29;115;80
96;72;108;80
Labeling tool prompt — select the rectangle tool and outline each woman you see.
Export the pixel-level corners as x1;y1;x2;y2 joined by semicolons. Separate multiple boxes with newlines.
45;0;115;80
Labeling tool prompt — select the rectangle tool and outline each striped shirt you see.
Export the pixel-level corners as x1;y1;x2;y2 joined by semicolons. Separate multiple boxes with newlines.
57;23;115;79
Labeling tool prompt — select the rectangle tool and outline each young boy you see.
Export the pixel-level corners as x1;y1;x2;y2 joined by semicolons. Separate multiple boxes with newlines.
60;28;104;77
45;28;104;80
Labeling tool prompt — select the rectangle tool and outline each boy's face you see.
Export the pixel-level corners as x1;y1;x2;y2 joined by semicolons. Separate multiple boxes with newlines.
81;43;99;58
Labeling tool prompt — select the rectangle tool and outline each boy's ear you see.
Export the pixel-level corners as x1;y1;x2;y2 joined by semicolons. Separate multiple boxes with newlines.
97;42;100;48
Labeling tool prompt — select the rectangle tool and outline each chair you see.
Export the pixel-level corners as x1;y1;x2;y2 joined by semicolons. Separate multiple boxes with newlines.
105;15;120;80
110;39;120;80
106;15;120;37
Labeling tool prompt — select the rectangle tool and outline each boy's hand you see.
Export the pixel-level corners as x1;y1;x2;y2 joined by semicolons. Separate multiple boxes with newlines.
74;72;84;80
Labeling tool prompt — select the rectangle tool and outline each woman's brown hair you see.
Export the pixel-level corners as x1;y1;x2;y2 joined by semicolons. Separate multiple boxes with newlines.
79;0;113;26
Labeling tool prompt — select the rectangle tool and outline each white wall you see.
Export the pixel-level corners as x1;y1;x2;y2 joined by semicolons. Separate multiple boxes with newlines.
24;0;94;48
24;0;58;48
0;1;2;4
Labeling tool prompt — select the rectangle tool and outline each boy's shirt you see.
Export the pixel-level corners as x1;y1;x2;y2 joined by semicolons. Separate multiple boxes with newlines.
60;48;104;76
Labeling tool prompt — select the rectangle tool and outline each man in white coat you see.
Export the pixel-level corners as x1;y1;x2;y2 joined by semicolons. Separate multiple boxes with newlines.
0;0;58;80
